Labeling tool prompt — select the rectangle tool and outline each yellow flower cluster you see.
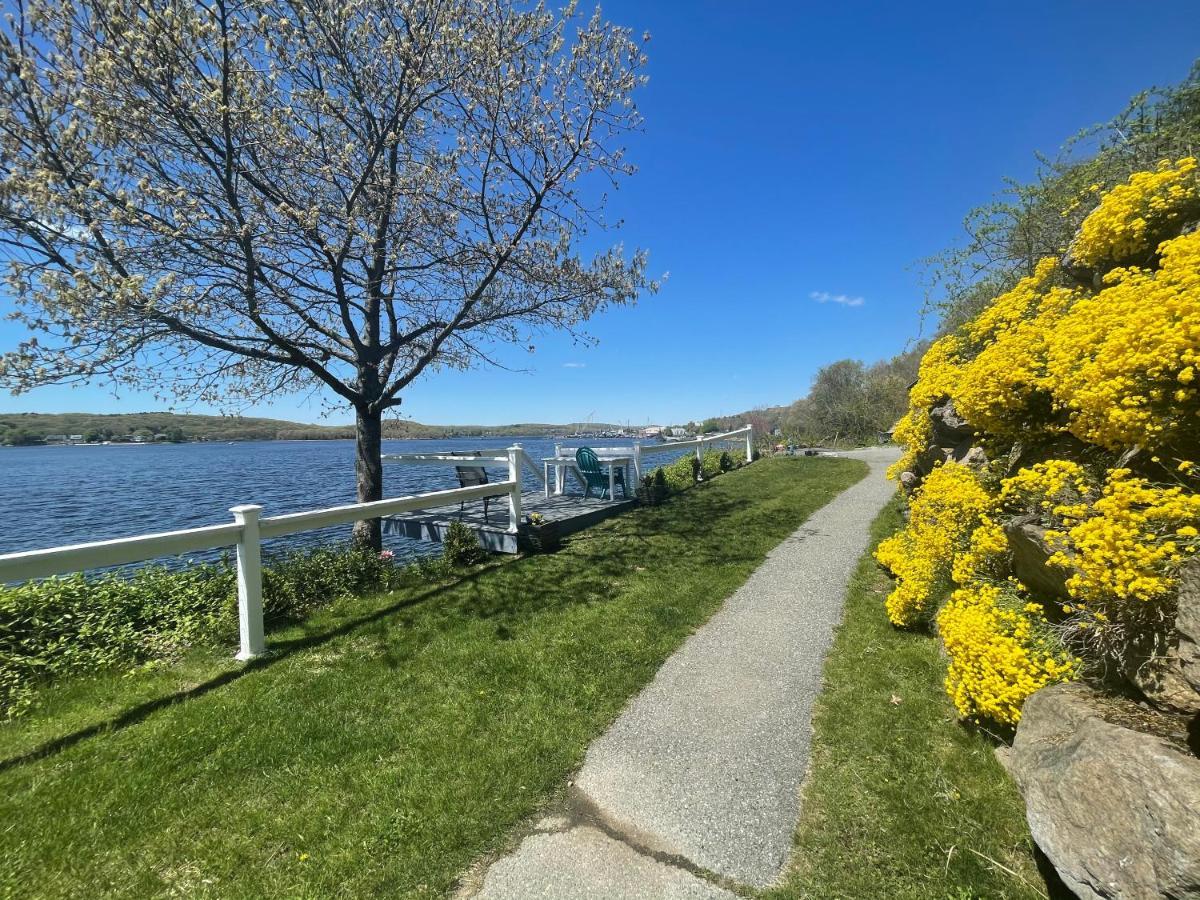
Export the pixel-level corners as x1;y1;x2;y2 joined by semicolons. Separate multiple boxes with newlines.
1044;229;1200;450
938;582;1078;725
1070;157;1198;267
999;459;1090;513
1051;468;1200;606
886;407;930;480
875;463;990;626
891;184;1200;455
950;514;1008;585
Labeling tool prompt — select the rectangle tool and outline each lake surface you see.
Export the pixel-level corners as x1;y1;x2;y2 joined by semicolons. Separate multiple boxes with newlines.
0;437;700;564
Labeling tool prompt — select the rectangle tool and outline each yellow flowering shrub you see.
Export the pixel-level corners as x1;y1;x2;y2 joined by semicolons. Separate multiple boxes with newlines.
884;159;1200;727
891;168;1200;460
1051;468;1200;606
1043;228;1200;452
1070;156;1199;267
999;460;1090;514
907;334;966;409
886;407;930;480
875;463;990;626
939;582;1078;726
952;284;1077;440
950;514;1009;585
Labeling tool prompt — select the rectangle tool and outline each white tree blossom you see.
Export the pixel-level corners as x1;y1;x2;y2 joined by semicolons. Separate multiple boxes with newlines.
0;0;653;545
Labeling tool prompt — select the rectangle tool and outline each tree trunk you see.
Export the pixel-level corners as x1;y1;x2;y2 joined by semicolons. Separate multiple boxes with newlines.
352;404;384;551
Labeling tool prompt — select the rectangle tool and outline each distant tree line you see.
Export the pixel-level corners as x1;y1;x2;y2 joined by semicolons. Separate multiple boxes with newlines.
701;344;925;448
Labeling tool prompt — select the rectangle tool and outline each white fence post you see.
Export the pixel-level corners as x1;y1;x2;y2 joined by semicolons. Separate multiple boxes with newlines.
745;423;754;462
632;441;642;482
231;504;265;660
507;445;523;533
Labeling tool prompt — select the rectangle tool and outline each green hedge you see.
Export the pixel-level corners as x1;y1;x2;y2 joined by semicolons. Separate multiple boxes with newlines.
0;546;408;719
650;448;747;497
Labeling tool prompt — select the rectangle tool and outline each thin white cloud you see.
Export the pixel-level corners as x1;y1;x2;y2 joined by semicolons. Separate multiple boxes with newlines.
810;290;865;308
562;362;587;368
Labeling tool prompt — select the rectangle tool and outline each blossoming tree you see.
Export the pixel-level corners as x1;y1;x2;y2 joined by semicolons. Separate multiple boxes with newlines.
0;0;653;547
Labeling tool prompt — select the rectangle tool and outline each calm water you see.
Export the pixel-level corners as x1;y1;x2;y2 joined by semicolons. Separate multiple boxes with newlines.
0;437;698;564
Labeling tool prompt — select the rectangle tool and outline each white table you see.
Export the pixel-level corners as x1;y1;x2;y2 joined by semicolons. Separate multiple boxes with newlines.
543;455;633;499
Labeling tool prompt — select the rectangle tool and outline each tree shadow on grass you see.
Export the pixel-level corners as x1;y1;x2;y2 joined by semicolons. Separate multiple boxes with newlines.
0;564;504;774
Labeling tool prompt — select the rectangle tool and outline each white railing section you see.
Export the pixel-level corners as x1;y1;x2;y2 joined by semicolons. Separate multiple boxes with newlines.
383;442;546;487
554;424;755;486
0;445;535;662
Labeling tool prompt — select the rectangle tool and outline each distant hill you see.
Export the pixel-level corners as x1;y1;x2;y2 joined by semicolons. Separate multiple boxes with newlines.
0;412;617;445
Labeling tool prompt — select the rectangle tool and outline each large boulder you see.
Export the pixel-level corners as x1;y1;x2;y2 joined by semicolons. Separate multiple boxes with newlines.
1004;516;1071;600
951;443;988;469
929;398;974;446
1010;683;1200;899
914;444;950;478
1127;649;1200;716
1179;557;1200;696
1125;557;1200;715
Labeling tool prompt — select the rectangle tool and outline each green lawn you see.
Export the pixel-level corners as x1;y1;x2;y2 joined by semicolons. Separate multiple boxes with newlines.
0;456;865;899
764;498;1047;900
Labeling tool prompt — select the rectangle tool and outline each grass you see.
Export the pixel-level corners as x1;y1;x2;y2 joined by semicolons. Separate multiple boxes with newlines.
763;498;1046;900
0;456;865;899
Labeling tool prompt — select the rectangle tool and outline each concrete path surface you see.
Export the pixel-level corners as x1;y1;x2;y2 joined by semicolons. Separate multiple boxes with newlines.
467;448;899;899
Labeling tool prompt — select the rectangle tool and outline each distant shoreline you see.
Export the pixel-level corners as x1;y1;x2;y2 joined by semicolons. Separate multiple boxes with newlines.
0;411;631;448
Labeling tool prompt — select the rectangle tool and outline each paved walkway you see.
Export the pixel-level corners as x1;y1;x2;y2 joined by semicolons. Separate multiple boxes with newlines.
467;448;900;899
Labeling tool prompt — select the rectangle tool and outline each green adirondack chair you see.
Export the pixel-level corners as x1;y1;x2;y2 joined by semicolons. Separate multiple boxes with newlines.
575;446;627;500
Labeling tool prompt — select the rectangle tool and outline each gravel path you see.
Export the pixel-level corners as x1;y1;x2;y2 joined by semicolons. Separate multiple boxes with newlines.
469;449;899;899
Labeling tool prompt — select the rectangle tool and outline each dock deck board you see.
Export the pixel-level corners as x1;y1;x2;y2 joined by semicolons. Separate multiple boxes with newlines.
383;490;635;553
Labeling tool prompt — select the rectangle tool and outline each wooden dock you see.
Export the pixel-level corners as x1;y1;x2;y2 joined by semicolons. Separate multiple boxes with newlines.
382;490;635;553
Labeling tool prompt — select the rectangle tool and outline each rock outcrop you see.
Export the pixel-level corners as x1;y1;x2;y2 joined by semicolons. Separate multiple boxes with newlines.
1010;683;1200;899
1179;558;1200;697
929;397;973;446
1004;516;1071;600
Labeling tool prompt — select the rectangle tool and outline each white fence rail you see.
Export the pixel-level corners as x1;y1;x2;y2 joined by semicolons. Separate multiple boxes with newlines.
383;443;546;487
553;424;755;485
383;427;756;491
0;446;533;661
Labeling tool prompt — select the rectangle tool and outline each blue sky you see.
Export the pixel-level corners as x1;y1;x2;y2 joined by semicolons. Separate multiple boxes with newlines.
2;1;1198;427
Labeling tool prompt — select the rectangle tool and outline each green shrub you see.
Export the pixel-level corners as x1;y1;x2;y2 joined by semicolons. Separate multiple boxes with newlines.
659;455;697;492
0;545;406;719
262;546;408;620
442;521;487;567
719;451;733;472
700;450;723;479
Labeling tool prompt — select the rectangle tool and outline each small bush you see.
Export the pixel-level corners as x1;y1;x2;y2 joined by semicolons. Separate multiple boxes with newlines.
659;455;697;493
442;520;487;567
700;450;723;479
262;546;406;621
719;451;733;472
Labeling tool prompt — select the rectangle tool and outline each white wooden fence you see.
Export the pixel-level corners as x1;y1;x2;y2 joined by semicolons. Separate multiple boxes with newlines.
0;430;758;664
0;446;532;661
